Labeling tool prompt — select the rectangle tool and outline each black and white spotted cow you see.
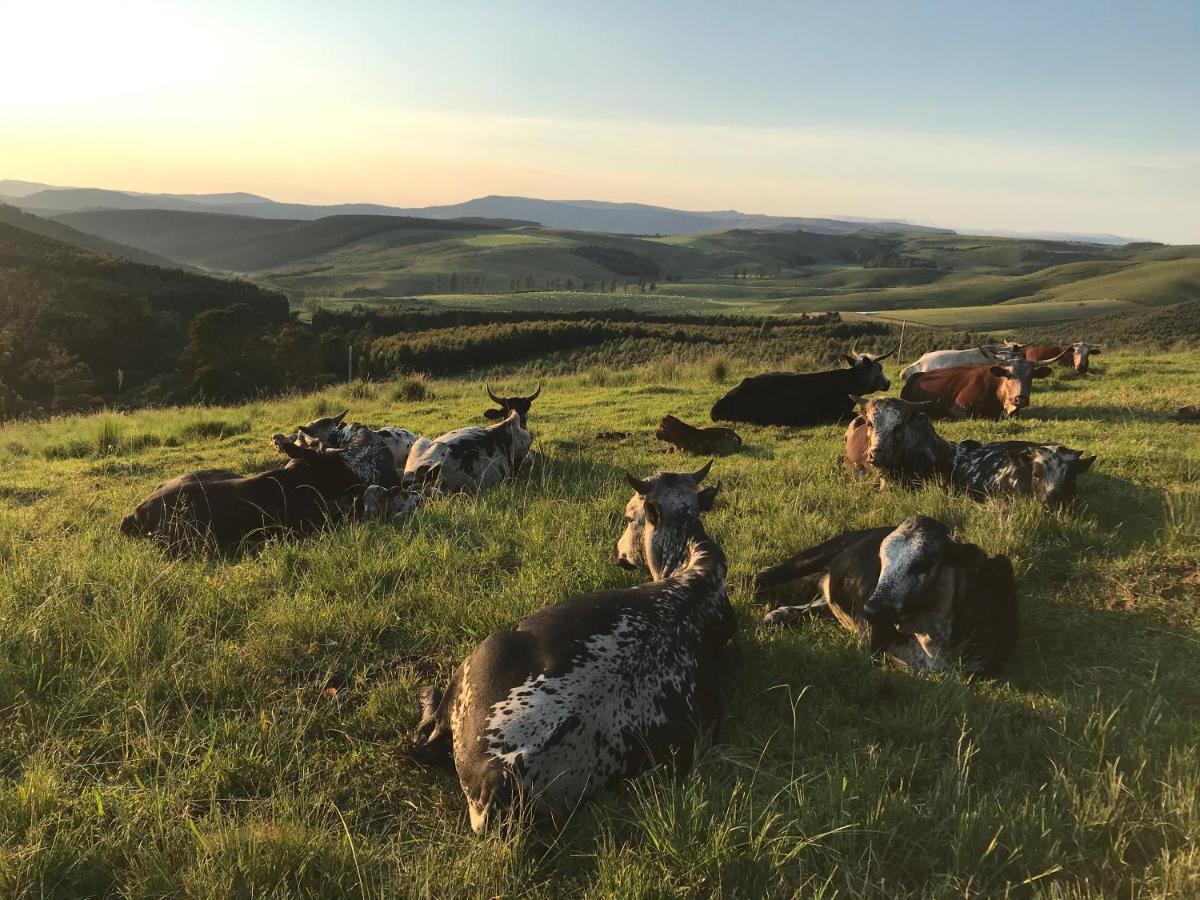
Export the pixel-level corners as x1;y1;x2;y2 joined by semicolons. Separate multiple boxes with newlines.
952;441;1095;508
404;410;533;493
755;516;1019;676
408;461;733;832
844;400;1096;508
287;410;419;475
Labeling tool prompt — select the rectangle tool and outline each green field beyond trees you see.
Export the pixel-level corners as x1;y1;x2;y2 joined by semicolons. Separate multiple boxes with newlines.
1;352;1197;897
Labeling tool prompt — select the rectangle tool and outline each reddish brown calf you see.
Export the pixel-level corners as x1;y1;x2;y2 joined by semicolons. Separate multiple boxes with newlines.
655;415;742;454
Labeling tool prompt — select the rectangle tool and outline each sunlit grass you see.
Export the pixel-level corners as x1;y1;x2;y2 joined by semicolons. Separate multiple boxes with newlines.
0;352;1197;897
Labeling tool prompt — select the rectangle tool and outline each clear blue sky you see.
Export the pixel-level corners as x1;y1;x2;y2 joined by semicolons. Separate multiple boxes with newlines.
2;0;1197;240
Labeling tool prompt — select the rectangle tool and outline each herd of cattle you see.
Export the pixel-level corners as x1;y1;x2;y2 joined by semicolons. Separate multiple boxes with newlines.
118;340;1103;833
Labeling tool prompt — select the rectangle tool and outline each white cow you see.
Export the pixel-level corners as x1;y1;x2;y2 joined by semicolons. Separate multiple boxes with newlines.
899;343;1027;381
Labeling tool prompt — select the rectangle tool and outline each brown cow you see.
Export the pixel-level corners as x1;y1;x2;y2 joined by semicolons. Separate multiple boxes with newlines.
1025;343;1098;374
655;415;742;454
844;397;950;484
900;360;1054;420
120;435;364;551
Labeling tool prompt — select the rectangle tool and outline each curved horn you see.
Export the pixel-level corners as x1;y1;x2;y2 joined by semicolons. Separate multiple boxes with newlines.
899;398;941;410
523;382;542;402
485;383;503;405
1046;347;1072;363
872;345;898;361
977;345;999;360
690;459;714;484
624;472;652;495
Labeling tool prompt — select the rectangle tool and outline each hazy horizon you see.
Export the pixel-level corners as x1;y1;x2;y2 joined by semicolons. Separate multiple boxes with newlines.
2;0;1197;242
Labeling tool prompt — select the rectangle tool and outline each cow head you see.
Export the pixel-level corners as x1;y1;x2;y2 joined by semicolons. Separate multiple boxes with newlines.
1009;444;1096;508
356;484;423;521
1070;342;1101;374
987;359;1054;416
615;460;718;579
271;433;362;494
484;384;541;428
852;396;940;471
862;516;960;623
287;409;352;447
844;347;895;395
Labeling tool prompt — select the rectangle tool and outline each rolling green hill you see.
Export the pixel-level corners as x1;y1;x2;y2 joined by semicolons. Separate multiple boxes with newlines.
48;207;1200;330
0;203;187;269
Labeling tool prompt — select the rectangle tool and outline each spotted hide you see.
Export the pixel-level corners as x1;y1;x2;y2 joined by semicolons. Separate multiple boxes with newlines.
755;516;1018;676
286;410;415;483
710;349;895;426
403;409;532;493
952;441;1095;508
843;397;950;485
409;462;733;833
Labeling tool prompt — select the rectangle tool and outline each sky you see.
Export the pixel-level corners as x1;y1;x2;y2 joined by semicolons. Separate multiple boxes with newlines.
1;0;1197;241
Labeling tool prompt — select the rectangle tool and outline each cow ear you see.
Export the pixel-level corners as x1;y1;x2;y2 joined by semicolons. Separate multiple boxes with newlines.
1032;366;1053;378
644;500;662;526
989;366;1010;378
698;484;719;511
483;408;504;419
1074;455;1096;473
1007;447;1033;470
333;410;349;425
275;437;303;459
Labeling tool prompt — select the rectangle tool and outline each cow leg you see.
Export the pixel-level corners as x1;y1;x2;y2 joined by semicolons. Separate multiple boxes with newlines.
408;684;453;765
762;596;830;625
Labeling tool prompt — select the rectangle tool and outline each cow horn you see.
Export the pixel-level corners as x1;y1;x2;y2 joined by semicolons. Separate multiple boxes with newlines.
486;383;503;405
901;398;940;410
872;345;898;361
977;345;999;360
690;459;713;484
1046;347;1072;363
624;472;652;494
523;383;542;402
848;394;867;408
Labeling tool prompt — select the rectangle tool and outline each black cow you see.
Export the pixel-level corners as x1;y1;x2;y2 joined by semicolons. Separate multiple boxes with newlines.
755;516;1019;676
120;436;364;551
408;462;733;832
711;350;895;426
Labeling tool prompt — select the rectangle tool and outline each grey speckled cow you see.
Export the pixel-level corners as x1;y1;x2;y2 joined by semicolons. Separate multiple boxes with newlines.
756;516;1019;677
408;461;733;833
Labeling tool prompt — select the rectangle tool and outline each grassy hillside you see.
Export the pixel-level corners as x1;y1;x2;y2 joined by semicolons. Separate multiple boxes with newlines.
0;204;185;269
0;352;1197;897
52;207;1200;330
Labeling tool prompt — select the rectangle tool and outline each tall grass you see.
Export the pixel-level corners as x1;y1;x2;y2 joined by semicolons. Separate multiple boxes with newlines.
0;352;1197;897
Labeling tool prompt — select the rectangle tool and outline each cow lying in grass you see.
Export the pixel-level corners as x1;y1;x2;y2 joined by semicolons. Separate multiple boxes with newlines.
901;358;1059;420
655;414;742;454
1025;342;1101;374
755;516;1019;676
898;342;1027;380
120;435;364;551
408;461;733;833
284;409;418;474
404;398;536;492
710;349;895;426
844;397;1095;507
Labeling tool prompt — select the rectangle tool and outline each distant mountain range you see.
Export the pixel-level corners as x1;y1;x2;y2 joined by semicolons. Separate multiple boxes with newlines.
1;179;964;239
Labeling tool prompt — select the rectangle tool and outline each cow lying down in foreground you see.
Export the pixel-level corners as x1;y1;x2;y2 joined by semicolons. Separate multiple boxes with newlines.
755;516;1019;676
120;435;365;551
845;397;1095;507
408;461;733;833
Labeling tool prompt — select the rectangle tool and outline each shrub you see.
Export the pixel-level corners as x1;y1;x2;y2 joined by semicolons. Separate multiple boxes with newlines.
345;379;377;401
706;353;731;383
392;373;432;403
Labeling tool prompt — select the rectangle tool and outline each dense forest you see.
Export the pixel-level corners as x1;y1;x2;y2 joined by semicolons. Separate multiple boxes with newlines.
2;218;1197;419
